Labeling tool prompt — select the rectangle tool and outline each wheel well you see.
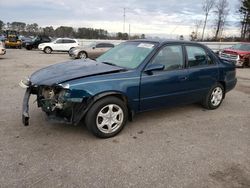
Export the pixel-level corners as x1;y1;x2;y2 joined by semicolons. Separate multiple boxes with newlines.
79;51;88;57
218;81;226;98
87;93;133;120
44;46;52;50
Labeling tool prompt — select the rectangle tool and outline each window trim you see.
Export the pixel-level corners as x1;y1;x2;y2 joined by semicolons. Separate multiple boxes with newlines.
148;44;186;72
184;44;217;69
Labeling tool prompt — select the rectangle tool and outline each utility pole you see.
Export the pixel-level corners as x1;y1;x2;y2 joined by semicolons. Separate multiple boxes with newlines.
123;8;126;33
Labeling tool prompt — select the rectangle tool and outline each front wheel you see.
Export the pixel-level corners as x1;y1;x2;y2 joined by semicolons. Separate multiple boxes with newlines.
78;51;87;59
85;97;128;138
202;83;224;110
44;47;52;54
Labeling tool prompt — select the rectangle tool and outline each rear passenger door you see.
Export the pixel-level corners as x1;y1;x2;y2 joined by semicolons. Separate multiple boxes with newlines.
63;39;76;51
185;45;219;102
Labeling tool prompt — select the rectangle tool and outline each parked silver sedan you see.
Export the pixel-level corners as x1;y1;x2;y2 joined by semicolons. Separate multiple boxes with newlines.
69;42;114;59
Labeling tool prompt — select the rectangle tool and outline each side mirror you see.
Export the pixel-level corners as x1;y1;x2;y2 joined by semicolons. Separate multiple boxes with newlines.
92;46;96;49
144;64;165;74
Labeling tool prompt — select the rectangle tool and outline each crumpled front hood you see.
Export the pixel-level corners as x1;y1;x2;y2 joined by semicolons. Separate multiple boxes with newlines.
30;59;125;85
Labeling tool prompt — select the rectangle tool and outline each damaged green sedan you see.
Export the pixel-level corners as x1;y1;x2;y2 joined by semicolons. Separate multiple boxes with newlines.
20;40;237;138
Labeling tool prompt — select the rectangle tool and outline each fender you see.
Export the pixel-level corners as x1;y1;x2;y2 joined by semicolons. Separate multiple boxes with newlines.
72;91;134;125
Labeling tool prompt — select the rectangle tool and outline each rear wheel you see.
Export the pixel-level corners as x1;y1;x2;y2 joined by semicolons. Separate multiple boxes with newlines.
202;83;224;110
44;47;52;54
85;97;128;138
78;51;87;59
26;46;32;50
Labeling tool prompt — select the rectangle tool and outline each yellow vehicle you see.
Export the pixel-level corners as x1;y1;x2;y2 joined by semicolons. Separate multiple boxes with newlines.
4;30;22;49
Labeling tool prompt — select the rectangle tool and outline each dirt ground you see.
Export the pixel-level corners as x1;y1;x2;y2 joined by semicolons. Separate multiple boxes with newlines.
0;49;250;188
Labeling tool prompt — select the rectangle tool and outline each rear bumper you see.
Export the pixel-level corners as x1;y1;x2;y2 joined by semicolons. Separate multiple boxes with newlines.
226;78;237;93
69;52;77;58
220;57;244;67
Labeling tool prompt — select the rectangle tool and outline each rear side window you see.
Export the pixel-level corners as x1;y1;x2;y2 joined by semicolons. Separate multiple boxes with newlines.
186;46;215;67
103;43;114;48
151;45;184;71
63;39;76;43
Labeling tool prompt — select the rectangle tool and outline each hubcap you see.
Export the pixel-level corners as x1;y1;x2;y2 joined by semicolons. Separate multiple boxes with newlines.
79;52;86;59
96;104;124;134
45;48;51;53
211;87;223;106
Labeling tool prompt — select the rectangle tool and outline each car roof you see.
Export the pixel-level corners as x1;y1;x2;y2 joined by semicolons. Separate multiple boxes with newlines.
129;39;204;46
57;38;77;40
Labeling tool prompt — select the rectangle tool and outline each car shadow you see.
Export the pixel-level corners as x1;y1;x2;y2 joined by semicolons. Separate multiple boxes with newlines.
28;103;203;139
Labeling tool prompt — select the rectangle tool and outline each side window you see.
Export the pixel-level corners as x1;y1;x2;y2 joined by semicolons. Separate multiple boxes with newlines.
69;40;76;43
102;43;114;48
186;46;215;67
63;39;75;43
96;43;104;48
56;39;63;44
151;45;184;71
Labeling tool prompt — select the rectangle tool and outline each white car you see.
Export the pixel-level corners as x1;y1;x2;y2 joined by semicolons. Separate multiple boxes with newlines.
0;41;6;55
38;38;79;54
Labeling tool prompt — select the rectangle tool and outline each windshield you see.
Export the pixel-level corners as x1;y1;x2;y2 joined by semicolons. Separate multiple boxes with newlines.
231;43;250;51
96;41;157;69
32;37;38;42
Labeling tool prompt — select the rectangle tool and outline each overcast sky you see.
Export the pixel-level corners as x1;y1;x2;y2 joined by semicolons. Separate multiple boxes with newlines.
0;0;241;38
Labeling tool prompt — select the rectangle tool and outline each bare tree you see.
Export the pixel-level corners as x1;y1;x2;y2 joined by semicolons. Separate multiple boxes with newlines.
214;0;229;40
191;20;203;41
201;0;215;41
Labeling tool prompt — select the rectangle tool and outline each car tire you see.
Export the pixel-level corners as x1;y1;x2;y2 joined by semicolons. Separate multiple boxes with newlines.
44;47;52;54
26;46;31;50
78;51;87;59
202;83;224;110
85;96;128;138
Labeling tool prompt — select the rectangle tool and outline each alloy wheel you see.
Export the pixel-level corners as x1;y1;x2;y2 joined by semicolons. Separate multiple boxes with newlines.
96;104;124;134
211;87;223;106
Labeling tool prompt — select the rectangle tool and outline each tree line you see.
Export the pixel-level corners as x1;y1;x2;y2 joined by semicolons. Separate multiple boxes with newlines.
0;21;145;40
190;0;230;41
190;0;250;42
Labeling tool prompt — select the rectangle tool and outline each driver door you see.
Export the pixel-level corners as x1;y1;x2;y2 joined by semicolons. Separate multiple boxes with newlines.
140;45;190;111
53;39;63;51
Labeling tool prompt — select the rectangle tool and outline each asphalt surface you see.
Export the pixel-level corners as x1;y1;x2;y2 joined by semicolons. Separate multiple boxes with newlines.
0;49;250;188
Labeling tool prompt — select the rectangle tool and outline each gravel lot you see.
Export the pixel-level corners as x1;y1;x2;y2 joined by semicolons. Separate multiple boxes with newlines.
0;49;250;188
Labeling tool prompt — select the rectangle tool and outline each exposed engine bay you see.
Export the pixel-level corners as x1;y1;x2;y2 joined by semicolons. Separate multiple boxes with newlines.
36;86;72;122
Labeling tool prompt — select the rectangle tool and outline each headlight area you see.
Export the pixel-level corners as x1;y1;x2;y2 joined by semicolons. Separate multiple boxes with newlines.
36;86;71;121
36;85;90;124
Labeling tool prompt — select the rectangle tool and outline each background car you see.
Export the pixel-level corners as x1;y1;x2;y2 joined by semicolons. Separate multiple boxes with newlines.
69;42;114;59
38;38;79;54
0;41;6;55
219;43;250;67
21;40;237;138
24;35;51;50
19;36;32;48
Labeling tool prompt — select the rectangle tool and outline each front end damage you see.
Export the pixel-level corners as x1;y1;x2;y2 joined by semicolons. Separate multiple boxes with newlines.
20;78;90;126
